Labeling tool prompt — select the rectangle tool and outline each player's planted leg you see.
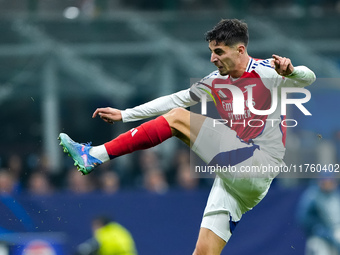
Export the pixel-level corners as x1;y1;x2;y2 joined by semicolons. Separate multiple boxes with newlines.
193;227;226;255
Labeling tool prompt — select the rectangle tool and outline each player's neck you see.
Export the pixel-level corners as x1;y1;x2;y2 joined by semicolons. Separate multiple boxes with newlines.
229;55;250;79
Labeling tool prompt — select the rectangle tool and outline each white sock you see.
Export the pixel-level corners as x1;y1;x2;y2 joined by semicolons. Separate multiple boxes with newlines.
89;145;110;163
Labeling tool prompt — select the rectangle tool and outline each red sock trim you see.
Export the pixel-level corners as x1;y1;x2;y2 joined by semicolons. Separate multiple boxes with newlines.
104;116;172;158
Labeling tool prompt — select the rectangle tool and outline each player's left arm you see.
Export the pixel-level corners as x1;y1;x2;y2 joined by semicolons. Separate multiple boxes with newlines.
271;54;316;87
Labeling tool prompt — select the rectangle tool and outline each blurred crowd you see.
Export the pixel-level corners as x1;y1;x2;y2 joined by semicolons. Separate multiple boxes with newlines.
0;143;212;196
1;128;340;196
1;129;340;196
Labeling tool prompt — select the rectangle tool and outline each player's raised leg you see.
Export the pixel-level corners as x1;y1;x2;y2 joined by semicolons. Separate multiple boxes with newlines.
163;107;206;147
58;133;104;175
58;108;206;175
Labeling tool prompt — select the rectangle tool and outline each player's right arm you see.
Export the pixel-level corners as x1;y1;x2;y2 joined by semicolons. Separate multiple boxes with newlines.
92;107;122;124
93;71;217;124
121;89;197;122
93;89;198;123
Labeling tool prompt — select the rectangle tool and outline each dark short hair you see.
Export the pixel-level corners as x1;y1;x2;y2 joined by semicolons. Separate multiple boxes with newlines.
205;19;249;47
93;215;113;226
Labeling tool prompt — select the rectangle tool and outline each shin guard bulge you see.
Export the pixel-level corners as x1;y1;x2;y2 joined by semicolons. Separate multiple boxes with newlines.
104;116;172;159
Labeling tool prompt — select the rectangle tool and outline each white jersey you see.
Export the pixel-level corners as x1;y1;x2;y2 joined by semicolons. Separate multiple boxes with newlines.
189;57;315;159
122;57;315;160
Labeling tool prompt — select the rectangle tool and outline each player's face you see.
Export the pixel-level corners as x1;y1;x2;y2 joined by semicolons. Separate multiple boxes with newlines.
319;179;337;192
209;40;241;76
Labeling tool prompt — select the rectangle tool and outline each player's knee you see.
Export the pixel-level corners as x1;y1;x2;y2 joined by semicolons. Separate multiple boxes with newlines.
164;107;189;129
166;107;188;119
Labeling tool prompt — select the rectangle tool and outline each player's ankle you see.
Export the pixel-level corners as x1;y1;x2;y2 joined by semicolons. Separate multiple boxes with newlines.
89;145;110;163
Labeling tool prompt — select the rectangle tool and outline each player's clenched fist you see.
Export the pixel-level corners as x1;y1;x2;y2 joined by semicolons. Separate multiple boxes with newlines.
271;54;294;77
92;107;122;124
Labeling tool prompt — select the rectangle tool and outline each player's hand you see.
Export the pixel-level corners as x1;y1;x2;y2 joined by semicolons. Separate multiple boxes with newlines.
92;107;122;124
271;54;294;76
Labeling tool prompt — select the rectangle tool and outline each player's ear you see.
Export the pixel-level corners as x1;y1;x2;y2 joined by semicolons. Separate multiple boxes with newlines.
237;44;246;54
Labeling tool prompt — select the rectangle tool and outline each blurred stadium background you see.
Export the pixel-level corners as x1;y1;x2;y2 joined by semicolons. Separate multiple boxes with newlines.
0;0;340;254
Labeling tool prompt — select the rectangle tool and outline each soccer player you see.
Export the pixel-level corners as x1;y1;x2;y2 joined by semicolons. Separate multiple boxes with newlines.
59;19;316;254
75;215;137;255
296;174;340;255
